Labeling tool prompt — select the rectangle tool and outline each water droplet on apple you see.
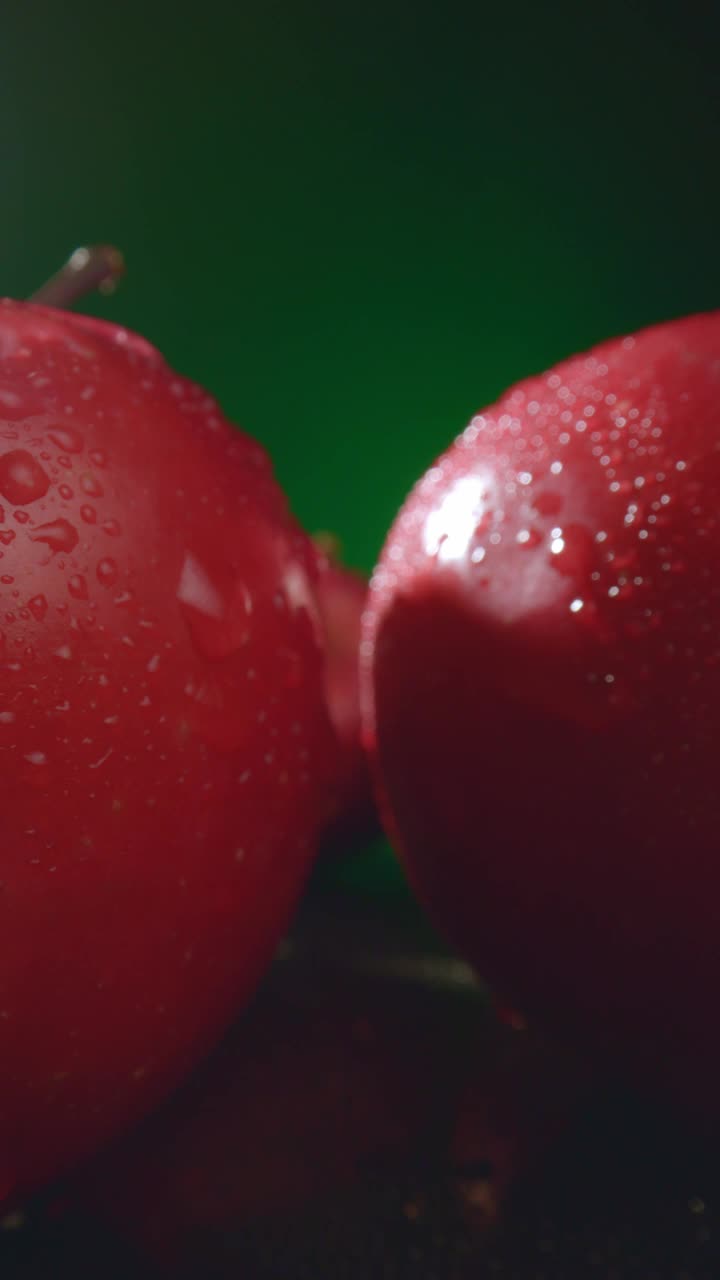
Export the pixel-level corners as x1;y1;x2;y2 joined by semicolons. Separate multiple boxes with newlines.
27;595;48;622
68;574;88;601
80;504;97;524
80;472;104;498
0;531;16;546
58;484;73;501
516;528;543;549
102;518;121;536
96;558;118;586
47;426;84;454
0;451;50;505
88;450;107;469
29;518;79;554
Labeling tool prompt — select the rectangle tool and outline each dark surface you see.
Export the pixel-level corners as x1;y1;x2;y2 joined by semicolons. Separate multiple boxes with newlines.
2;889;719;1278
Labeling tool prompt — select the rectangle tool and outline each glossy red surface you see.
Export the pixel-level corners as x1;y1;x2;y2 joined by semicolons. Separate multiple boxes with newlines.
0;301;345;1200
364;312;720;1106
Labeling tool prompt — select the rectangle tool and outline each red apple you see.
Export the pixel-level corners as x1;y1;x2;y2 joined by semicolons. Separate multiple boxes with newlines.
362;311;720;1112
0;253;366;1204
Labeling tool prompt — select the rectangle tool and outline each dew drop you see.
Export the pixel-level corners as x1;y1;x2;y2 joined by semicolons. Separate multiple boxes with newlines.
0;530;16;546
80;472;104;498
27;595;48;621
96;558;118;586
102;518;121;537
47;426;84;454
0;451;50;505
68;574;88;601
58;484;74;501
13;511;30;524
80;504;97;524
29;518;79;554
88;450;107;469
517;528;542;549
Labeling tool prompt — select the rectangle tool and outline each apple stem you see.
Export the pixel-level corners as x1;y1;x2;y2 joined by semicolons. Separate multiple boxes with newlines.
29;245;126;309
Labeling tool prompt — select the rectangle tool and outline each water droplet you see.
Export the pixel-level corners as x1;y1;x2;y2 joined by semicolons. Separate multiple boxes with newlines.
0;451;50;505
29;519;79;554
0;531;16;546
80;504;97;524
47;426;84;454
53;644;73;660
80;472;104;498
96;558;118;586
27;595;48;621
24;751;47;766
58;484;73;501
88;450;107;469
516;528;542;549
13;511;29;524
1;574;14;585
102;518;121;536
68;574;88;600
0;711;15;724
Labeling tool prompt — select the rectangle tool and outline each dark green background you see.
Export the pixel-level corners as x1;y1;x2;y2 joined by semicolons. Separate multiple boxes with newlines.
2;0;718;894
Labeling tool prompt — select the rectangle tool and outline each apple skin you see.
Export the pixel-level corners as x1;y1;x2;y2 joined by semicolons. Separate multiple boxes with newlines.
362;311;720;1112
0;299;357;1203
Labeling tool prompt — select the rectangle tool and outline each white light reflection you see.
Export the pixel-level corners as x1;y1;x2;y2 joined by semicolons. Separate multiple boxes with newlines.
422;472;493;564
